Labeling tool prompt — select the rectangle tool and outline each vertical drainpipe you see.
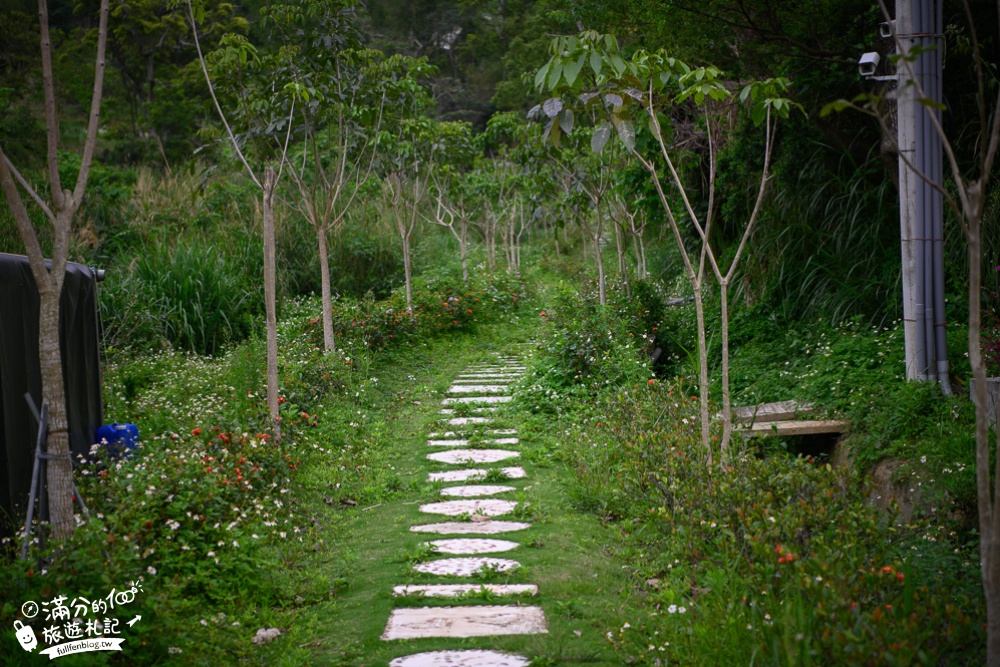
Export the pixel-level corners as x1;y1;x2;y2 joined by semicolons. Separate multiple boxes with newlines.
931;0;951;393
898;0;919;381
912;0;929;381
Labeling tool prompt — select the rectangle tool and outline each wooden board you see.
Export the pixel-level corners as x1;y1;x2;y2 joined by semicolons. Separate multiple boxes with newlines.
733;400;817;424
742;419;850;437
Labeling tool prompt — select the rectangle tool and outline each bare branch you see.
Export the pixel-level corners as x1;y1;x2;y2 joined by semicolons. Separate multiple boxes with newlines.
2;154;56;223
187;0;261;190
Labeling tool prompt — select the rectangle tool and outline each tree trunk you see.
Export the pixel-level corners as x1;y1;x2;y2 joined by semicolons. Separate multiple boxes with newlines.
262;168;280;428
317;225;336;353
402;230;413;312
693;280;711;466
594;203;606;306
614;217;629;296
458;223;468;283
37;273;75;539
720;279;732;458
639;236;647;280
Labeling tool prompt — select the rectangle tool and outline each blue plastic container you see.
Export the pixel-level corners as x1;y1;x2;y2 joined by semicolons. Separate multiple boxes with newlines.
95;423;139;459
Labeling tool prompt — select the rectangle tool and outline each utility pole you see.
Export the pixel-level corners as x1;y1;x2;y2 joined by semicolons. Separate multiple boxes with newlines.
884;0;950;392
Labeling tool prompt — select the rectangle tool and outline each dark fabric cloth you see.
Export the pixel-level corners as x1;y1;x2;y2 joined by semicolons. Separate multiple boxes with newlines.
0;253;103;526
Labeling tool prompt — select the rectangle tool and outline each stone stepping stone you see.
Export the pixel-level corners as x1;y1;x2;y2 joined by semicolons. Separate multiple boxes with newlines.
426;538;520;554
383;606;545;640
419;499;517;517
413;557;520;577
451;375;517;386
427;467;526;482
427;449;519;465
411;521;531;535
447;385;511;394
457;374;522;379
439;408;498;415
427;438;519;447
441;484;516;497
442;396;513;405
443;417;493;426
427;429;517;438
392;584;537;598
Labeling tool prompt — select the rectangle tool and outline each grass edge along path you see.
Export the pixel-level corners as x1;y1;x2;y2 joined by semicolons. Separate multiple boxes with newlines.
259;337;633;666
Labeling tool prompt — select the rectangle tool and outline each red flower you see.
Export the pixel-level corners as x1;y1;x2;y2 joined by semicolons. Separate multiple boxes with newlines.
192;428;202;436
648;379;655;385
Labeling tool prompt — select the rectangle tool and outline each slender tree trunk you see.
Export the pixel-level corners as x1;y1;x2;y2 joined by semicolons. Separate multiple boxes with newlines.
614;218;629;296
594;203;606;306
317;225;336;353
720;280;732;457
693;279;711;465
402;230;413;312
969;213;1000;664
631;229;641;279
262;168;280;428
458;222;468;283
639;236;647;280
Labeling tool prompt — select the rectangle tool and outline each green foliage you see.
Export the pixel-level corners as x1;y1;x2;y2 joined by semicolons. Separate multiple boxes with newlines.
100;237;262;356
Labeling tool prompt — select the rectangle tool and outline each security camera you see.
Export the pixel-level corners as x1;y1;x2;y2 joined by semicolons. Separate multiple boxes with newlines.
858;51;880;77
879;21;895;39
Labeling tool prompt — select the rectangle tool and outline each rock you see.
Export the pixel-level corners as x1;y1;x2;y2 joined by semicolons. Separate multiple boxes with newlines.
252;628;281;645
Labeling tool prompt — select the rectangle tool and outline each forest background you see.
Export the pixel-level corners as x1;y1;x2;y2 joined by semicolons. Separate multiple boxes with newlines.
1;0;1000;664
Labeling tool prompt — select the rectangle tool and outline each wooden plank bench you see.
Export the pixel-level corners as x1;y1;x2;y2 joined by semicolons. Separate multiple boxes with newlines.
733;400;850;438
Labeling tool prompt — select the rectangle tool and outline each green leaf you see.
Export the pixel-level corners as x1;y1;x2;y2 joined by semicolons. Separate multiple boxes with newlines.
590;51;602;77
543;97;564;118
591;122;611;154
547;61;564;90
564;54;585;88
819;99;852;117
604;93;623;111
534;62;550;91
647;112;661;140
917;97;947;110
613;117;635;151
559;109;575;135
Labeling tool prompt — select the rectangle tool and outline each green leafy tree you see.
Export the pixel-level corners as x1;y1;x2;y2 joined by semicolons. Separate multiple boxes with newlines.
0;0;111;540
535;31;795;461
184;0;302;427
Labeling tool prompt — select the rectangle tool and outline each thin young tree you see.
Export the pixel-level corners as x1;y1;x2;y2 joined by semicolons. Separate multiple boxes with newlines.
186;0;298;427
827;1;1000;658
0;0;110;540
536;32;794;462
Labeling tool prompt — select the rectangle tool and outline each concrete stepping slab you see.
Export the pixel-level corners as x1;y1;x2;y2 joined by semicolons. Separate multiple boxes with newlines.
428;449;519;465
447;385;511;394
413;557;520;577
443;417;493;426
441;485;517;497
427;467;526;482
411;521;531;535
392;584;537;598
439;408;498;414
427;438;519;447
457;374;522;379
451;378;516;384
442;396;513;405
419;499;517;517
426;538;520;554
427;429;517;438
383;606;545;640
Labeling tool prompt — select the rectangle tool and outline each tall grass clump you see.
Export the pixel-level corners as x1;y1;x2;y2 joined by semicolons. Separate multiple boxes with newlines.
100;239;262;355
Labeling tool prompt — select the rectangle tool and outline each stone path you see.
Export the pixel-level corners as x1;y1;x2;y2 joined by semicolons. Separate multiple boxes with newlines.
382;356;546;666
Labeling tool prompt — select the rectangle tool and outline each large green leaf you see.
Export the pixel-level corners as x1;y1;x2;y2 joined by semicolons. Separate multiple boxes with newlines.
559;109;575;135
564;54;586;88
591;122;611;153
589;51;602;77
613;116;635;151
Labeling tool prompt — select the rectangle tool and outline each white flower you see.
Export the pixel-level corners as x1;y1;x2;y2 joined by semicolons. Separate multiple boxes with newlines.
668;605;677;614
147;566;157;575
679;607;687;614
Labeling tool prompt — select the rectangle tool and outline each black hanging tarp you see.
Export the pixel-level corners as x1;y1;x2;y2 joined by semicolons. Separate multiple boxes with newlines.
0;253;103;528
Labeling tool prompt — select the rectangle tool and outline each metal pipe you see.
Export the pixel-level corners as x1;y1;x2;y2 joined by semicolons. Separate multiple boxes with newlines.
913;0;929;380
931;0;951;393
